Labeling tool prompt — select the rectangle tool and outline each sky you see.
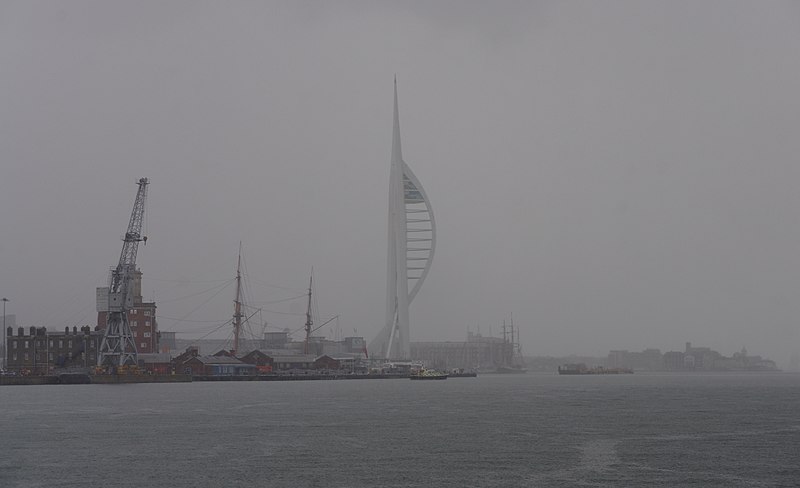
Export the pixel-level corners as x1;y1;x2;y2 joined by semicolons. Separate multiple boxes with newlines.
2;1;800;363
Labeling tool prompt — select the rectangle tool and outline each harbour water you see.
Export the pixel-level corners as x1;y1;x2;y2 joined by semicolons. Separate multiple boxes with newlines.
1;373;799;487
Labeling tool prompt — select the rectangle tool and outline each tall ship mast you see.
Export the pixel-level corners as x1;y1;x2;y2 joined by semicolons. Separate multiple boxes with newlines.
304;272;313;355
300;271;339;356
495;315;527;374
232;243;244;357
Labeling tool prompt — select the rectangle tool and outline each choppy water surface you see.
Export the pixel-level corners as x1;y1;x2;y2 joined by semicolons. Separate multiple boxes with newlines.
1;373;799;487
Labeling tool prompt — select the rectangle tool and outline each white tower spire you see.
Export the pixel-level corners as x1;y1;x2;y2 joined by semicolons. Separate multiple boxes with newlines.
370;80;436;359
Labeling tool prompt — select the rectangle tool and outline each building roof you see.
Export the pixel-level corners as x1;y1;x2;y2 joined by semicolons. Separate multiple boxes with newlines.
241;350;273;360
270;354;317;363
190;355;254;366
138;353;172;363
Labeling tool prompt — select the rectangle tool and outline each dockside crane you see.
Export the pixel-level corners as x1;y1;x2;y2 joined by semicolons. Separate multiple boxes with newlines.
98;177;149;369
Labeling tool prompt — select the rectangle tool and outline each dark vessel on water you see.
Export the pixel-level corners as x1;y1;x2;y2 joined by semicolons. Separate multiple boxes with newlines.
449;368;478;378
409;368;448;380
493;365;528;374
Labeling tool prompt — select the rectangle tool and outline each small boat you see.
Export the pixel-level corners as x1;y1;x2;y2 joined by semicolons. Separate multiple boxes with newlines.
409;368;448;380
449;368;478;378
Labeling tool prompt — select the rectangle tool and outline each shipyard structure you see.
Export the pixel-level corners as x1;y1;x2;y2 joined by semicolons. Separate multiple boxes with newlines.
3;87;472;379
97;269;159;354
4;269;161;374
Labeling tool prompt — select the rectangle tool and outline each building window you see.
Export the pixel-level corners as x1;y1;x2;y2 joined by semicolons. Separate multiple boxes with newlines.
131;321;137;327
133;331;138;338
24;353;29;361
145;321;150;327
144;310;151;316
59;340;63;348
144;332;151;338
49;353;53;361
90;340;95;349
12;353;17;361
12;342;17;349
68;340;72;348
140;343;147;349
24;341;29;349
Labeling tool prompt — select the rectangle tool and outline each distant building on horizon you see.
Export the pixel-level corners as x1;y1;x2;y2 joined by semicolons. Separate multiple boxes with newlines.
607;342;778;372
410;331;514;371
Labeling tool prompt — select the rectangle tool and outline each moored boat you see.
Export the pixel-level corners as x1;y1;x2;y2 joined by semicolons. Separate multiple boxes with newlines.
409;368;448;380
449;368;477;378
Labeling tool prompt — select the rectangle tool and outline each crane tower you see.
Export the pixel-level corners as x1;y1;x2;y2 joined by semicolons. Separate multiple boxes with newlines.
98;177;149;368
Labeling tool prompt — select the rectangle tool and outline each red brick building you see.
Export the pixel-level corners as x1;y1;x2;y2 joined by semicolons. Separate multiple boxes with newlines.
240;350;274;374
137;353;172;374
178;355;256;376
313;355;341;370
5;325;102;373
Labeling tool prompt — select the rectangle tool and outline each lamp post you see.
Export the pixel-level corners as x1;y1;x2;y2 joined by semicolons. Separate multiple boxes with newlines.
2;298;8;370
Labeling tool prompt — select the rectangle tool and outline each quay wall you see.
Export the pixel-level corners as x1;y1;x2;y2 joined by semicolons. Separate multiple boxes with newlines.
90;374;192;384
0;374;191;386
192;373;409;381
0;376;60;386
2;372;473;386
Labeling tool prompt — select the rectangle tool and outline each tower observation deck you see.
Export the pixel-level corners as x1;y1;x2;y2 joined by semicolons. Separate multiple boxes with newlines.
369;81;436;359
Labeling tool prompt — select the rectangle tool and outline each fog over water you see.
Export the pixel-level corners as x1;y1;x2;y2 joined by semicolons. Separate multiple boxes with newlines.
2;1;800;363
3;375;800;487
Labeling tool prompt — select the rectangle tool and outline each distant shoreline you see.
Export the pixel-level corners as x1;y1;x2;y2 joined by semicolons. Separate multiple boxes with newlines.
0;371;483;386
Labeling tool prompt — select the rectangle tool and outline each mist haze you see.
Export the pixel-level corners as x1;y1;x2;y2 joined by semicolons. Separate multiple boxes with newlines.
2;1;800;364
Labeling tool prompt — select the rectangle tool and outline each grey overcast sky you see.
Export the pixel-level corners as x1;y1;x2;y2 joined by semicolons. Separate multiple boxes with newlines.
2;1;800;363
